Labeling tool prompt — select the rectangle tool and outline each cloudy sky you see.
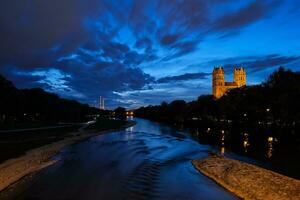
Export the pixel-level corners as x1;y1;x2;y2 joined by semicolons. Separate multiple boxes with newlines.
1;0;300;109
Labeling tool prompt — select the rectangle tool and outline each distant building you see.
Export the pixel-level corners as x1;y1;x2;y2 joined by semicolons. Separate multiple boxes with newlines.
99;96;105;110
212;67;246;99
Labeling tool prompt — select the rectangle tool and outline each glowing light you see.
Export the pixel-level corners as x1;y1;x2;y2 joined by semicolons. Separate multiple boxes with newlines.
221;146;225;155
243;140;249;147
268;137;273;142
266;143;273;158
243;133;250;153
221;130;225;142
266;136;277;159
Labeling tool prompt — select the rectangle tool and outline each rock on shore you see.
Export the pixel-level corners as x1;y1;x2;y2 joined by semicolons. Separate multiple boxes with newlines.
192;155;300;200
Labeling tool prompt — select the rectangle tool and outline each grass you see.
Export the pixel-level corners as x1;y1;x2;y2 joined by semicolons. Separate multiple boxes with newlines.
0;125;81;164
0;121;60;131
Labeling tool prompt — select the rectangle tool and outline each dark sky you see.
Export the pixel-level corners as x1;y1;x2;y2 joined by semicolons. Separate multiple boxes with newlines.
1;0;300;108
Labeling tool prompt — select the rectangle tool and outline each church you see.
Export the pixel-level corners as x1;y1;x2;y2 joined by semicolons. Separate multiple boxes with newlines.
212;67;246;99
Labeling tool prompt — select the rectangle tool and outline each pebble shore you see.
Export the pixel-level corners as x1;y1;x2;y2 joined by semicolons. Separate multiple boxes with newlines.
192;155;300;200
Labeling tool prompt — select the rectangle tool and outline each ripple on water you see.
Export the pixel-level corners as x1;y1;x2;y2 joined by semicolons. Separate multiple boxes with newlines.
0;118;238;200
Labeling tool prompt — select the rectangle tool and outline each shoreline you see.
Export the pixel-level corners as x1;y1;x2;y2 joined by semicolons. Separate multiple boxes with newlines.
0;121;136;193
192;155;300;200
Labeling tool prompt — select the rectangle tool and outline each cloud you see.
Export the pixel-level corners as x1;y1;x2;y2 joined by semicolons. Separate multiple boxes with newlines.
0;0;281;69
185;54;300;75
0;0;296;108
220;54;300;72
58;62;155;104
160;34;181;46
157;72;210;83
135;37;153;52
212;0;281;35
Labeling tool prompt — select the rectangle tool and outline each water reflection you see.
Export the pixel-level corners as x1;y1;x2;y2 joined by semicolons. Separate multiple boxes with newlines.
221;130;225;146
220;146;225;155
126;126;134;132
194;128;199;136
266;136;277;159
243;133;250;153
126;116;134;120
190;127;281;161
168;121;298;178
1;118;238;200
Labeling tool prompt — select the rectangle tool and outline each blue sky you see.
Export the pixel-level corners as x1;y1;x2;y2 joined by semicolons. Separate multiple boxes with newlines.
0;0;300;109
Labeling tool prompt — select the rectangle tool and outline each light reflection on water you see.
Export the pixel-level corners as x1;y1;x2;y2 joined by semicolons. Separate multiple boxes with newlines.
266;136;278;159
243;133;250;153
190;127;280;160
220;146;225;155
0;118;238;200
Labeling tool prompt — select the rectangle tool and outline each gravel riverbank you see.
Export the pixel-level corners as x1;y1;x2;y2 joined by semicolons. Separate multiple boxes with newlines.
192;155;300;200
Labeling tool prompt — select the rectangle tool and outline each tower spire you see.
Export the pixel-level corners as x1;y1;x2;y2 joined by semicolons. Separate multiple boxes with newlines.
99;96;105;110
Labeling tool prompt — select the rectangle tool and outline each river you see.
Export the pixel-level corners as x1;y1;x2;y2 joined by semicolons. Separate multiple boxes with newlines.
0;118;239;200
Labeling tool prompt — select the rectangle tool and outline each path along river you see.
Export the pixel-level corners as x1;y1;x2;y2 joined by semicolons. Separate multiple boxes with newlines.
1;118;239;200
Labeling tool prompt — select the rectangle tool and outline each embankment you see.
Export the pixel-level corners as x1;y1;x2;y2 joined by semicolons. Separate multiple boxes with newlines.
192;155;300;200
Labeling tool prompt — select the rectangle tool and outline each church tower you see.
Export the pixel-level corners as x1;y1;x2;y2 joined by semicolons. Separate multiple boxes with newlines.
234;67;246;87
212;67;225;99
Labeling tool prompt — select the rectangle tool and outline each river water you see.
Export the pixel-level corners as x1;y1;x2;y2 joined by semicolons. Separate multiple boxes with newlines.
1;118;239;200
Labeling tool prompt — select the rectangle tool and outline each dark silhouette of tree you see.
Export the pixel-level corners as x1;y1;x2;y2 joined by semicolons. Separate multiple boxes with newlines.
135;67;300;139
114;107;126;120
0;74;102;126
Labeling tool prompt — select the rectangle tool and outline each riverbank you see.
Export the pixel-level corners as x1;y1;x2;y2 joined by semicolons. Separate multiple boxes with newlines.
0;120;136;192
192;155;300;200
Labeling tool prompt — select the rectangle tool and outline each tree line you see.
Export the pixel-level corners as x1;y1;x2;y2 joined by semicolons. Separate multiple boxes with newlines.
0;74;101;125
135;67;300;131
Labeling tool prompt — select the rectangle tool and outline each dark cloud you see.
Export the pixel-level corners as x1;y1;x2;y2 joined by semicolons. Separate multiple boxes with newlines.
160;34;181;46
135;37;153;52
186;54;300;77
157;72;210;83
162;40;199;61
0;68;44;89
0;0;295;108
65;64;155;105
0;0;281;68
209;54;300;73
101;42;130;61
156;0;209;31
240;54;300;72
213;0;281;34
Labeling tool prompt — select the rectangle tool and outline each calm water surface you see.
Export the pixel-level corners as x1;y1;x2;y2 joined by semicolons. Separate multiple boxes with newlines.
1;118;239;200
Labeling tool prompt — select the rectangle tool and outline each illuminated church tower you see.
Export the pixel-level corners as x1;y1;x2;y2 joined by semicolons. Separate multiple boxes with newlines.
212;66;246;99
212;67;225;99
234;67;246;87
